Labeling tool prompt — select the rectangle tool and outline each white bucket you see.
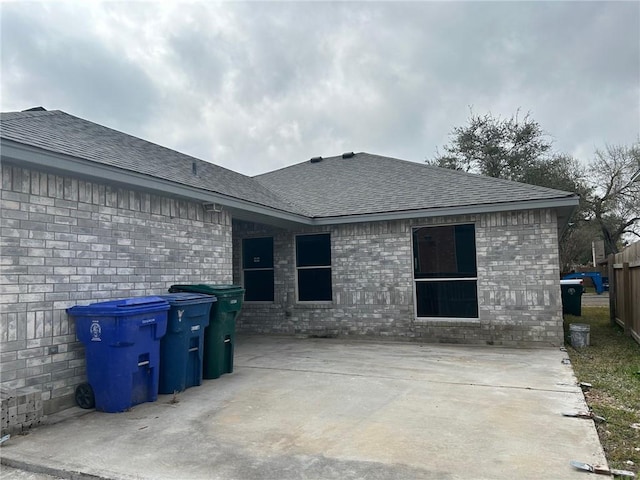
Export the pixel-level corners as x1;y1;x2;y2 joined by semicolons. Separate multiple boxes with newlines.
570;323;590;348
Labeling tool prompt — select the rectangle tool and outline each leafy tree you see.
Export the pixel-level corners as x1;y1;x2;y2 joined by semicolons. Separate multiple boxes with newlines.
528;154;592;270
431;110;640;263
585;144;640;254
430;110;552;182
559;220;599;273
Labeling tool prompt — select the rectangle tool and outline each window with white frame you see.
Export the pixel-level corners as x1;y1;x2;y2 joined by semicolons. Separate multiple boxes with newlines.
412;224;478;318
242;237;274;302
296;233;332;302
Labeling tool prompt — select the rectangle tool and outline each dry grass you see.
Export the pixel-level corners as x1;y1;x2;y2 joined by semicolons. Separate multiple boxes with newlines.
565;306;640;475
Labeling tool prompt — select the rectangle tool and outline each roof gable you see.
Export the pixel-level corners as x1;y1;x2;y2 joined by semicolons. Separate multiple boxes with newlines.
254;152;578;219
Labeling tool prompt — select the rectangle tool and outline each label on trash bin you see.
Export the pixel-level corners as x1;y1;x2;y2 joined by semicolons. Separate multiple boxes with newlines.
230;299;237;304
90;321;102;342
141;318;156;324
191;325;200;331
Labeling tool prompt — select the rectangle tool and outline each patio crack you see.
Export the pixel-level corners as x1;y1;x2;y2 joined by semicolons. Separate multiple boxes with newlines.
236;365;578;394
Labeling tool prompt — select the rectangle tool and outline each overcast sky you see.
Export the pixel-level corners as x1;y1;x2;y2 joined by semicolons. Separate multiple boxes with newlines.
1;1;638;176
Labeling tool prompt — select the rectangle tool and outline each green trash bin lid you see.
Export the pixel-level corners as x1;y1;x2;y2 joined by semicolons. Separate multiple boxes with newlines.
169;284;245;297
156;292;217;306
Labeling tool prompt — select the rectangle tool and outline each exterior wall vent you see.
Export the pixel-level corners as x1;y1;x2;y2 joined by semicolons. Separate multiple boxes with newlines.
342;152;355;159
310;156;323;163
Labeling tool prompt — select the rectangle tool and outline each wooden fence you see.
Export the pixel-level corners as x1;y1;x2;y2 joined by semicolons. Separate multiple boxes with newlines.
606;241;640;345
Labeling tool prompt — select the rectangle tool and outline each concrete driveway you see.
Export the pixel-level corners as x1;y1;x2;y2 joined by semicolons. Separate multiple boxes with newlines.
1;336;606;480
582;292;609;307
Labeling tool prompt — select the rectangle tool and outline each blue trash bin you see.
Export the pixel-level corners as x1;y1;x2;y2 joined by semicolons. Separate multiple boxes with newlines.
157;293;216;394
67;296;169;413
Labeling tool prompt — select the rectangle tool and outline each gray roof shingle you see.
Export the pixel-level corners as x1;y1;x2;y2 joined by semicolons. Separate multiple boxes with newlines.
0;110;303;215
1;110;578;222
254;152;578;218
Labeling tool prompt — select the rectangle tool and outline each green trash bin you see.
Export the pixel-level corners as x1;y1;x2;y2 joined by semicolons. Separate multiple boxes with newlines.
560;280;583;316
168;284;245;379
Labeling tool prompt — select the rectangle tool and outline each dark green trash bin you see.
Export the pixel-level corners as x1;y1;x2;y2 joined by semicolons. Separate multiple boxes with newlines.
157;293;217;394
560;280;583;316
168;284;245;379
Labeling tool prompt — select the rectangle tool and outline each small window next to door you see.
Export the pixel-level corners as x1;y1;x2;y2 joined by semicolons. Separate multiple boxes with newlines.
242;237;274;302
296;233;332;302
412;224;478;318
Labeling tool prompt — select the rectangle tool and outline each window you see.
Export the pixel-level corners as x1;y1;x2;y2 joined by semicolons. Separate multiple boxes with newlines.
296;233;332;302
412;224;478;318
242;237;274;302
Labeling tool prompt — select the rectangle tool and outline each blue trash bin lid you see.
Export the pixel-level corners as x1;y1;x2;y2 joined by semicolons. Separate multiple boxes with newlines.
117;296;168;307
67;296;170;316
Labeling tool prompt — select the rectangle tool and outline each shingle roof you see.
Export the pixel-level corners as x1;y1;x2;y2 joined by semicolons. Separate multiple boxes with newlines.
0;110;302;215
1;110;578;223
255;152;578;218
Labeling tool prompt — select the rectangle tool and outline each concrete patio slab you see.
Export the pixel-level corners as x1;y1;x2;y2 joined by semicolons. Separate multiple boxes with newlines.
582;293;609;307
1;336;607;479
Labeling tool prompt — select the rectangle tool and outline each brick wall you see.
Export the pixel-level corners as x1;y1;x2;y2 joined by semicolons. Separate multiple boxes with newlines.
233;209;563;346
0;164;232;431
233;220;414;338
475;209;562;345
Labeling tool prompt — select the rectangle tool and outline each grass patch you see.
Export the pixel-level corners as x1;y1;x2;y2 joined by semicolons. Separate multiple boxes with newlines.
565;306;640;475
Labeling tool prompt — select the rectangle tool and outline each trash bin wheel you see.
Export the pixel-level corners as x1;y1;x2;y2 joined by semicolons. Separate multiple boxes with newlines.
75;383;95;409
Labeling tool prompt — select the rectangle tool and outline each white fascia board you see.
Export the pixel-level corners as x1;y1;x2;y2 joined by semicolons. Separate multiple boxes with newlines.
0;139;312;226
310;196;580;225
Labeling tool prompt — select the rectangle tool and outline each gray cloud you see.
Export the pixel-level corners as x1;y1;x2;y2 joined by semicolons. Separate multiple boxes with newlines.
1;1;638;176
1;3;160;132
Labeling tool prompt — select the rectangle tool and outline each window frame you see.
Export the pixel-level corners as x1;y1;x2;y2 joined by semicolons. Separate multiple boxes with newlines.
411;223;479;320
241;236;275;303
295;232;333;303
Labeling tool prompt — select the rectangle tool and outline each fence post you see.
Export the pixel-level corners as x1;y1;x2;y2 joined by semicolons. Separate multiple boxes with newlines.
607;254;615;326
622;262;631;336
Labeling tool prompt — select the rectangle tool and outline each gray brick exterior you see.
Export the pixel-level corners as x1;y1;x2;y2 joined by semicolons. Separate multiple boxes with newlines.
233;209;563;347
1;165;232;432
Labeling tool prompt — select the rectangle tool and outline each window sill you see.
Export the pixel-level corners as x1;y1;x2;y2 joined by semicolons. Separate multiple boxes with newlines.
294;302;334;309
414;317;480;325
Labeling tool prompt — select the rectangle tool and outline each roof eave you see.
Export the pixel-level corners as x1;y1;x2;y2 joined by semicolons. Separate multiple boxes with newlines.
1;138;580;230
0;139;312;228
310;196;580;226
